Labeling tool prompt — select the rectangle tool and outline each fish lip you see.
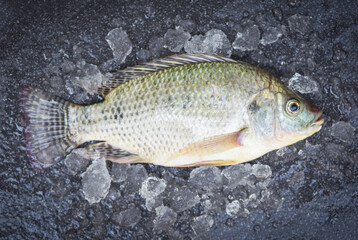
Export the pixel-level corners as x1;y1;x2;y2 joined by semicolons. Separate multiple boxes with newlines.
310;110;324;127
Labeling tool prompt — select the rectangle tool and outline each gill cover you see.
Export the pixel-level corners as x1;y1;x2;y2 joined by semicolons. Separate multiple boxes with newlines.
248;89;277;139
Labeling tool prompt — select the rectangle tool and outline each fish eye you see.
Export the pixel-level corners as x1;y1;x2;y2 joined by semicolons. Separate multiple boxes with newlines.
286;99;301;116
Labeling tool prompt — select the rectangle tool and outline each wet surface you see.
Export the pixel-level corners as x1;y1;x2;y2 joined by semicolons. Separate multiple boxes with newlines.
1;0;357;239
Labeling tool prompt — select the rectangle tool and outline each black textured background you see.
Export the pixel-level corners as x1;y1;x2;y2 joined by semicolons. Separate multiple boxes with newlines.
0;0;357;239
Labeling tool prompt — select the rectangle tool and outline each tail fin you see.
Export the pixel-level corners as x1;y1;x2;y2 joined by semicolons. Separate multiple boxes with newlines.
20;86;76;169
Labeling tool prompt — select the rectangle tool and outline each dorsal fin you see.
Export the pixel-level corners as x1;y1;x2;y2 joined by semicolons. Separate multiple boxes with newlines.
98;53;238;97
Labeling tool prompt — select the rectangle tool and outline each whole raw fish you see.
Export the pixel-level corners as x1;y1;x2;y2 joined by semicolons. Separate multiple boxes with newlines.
20;54;323;168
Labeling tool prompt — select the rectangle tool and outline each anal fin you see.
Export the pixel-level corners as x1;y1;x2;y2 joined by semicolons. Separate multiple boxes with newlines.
86;142;147;164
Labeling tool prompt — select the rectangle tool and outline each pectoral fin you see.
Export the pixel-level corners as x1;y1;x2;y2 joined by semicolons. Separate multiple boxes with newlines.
167;128;248;164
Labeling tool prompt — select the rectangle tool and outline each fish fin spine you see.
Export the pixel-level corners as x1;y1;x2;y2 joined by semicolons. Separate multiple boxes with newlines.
20;86;77;169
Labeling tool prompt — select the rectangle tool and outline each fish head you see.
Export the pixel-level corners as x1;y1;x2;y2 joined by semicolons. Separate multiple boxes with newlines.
248;89;323;148
273;91;324;146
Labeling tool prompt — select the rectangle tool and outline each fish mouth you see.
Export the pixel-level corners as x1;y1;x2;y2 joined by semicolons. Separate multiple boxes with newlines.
311;117;324;126
309;110;324;132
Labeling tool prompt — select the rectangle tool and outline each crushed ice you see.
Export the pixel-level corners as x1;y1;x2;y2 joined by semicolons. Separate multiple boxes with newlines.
81;157;111;204
185;29;232;57
164;27;191;53
105;28;133;63
287;73;319;94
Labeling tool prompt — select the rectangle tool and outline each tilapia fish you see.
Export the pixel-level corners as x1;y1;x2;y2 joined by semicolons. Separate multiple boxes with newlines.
20;54;324;169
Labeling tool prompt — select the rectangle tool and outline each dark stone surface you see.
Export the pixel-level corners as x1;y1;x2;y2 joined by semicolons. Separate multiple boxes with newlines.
0;0;357;239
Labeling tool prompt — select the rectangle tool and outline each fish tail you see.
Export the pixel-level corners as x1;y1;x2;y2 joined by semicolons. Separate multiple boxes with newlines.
20;86;77;169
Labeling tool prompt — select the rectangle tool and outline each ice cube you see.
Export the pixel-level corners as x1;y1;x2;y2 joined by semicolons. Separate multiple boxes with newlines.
288;14;312;35
139;176;167;210
331;121;355;143
167;186;200;212
288;73;319;94
184;29;232;57
73;61;105;94
192;215;214;239
251;164;272;179
261;191;284;211
256;178;272;190
226;199;250;218
177;19;196;32
225;200;241;217
144;197;164;211
222;164;253;190
232;24;260;51
184;35;206;53
275;146;298;163
148;35;167;58
200;193;226;214
124;165;148;194
242;193;259;209
136;49;152;62
188;166;222;192
64;148;90;175
260;26;283;45
110;163;130;183
276;146;289;157
110;163;148;194
106;187;121;201
298;141;322;159
286;170;305;187
81;157;111;204
105;28;133;63
140;177;167;199
164;27;191;53
202;29;232;57
325;143;345;160
60;59;76;74
111;205;141;227
153;206;177;232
